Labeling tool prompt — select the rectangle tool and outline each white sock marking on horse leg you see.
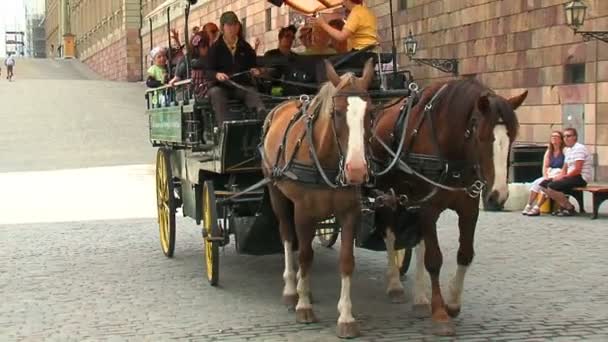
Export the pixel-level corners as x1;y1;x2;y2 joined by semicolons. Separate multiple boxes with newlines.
491;125;510;203
413;241;430;305
282;241;296;298
448;265;469;307
295;269;312;310
337;276;356;324
383;228;404;294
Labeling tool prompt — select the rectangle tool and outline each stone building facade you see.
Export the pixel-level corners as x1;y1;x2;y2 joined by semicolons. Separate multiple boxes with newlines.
366;0;607;180
45;0;142;81
44;0;60;56
45;0;608;179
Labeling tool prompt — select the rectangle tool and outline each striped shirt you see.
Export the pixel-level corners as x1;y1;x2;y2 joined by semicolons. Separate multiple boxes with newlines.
564;142;593;182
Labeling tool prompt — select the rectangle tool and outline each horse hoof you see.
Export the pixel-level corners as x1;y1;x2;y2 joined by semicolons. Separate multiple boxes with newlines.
446;303;461;318
412;303;431;318
337;321;360;339
282;294;298;308
296;308;318;324
432;321;455;336
388;289;407;303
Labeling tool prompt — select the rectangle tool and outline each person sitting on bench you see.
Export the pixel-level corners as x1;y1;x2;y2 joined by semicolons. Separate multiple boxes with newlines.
522;131;565;216
206;11;265;126
540;128;593;216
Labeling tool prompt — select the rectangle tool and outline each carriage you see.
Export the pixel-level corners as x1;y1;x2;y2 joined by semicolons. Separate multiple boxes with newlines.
146;0;416;286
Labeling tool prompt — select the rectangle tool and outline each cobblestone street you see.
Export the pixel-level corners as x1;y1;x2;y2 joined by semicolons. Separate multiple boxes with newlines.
3;210;608;341
2;57;607;341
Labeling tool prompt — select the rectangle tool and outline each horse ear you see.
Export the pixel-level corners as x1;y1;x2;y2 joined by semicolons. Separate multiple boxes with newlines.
324;60;341;87
360;58;375;89
477;92;491;113
507;90;528;110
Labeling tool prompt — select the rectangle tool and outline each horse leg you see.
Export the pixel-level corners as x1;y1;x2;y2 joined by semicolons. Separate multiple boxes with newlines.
446;204;478;318
422;212;455;336
384;228;406;303
412;240;431;318
335;210;360;338
267;185;297;308
294;207;317;324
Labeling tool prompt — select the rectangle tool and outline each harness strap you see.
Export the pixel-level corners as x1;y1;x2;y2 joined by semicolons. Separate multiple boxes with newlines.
305;113;343;189
218;177;273;204
374;83;420;176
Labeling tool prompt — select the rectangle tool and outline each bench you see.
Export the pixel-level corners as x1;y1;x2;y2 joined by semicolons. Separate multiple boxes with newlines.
567;185;608;219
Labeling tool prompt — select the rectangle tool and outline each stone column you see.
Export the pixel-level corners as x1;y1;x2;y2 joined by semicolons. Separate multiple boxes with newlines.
123;0;143;81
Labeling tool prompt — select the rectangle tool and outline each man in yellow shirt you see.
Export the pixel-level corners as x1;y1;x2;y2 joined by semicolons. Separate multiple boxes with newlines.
311;0;378;51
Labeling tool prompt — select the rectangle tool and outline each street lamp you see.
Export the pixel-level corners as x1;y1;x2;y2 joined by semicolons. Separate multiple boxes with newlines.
404;31;458;76
564;0;608;43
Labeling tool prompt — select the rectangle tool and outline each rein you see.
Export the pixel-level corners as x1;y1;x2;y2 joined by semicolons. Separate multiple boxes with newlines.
372;83;488;200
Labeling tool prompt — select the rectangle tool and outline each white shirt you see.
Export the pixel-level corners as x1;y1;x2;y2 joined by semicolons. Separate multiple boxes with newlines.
564;142;593;182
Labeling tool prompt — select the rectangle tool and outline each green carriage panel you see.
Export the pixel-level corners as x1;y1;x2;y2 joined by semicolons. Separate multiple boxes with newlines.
148;104;195;144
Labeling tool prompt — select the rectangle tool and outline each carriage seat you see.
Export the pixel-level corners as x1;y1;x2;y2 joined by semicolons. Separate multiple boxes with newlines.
258;52;407;92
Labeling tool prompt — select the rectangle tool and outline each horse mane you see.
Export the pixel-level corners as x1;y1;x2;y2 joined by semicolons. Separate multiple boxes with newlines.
421;78;519;139
308;72;357;119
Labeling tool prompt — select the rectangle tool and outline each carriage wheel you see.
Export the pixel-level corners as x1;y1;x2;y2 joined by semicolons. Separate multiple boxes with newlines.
316;217;340;248
156;148;176;258
394;248;412;277
202;180;220;286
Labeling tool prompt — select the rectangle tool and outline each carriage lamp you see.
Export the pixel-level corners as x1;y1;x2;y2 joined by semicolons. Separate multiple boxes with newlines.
564;1;608;43
403;31;459;76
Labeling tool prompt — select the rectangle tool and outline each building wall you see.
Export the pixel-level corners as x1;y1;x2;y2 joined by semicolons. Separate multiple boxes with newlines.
68;0;142;81
45;0;60;56
368;0;608;181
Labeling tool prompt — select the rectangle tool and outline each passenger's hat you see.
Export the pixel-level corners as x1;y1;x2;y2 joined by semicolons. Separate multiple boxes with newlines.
220;11;239;26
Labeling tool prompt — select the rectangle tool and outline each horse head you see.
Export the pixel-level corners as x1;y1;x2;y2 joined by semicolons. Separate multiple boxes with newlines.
473;88;527;208
322;58;375;185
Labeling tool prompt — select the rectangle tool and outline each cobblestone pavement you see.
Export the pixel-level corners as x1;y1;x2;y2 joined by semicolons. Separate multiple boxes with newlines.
2;211;607;341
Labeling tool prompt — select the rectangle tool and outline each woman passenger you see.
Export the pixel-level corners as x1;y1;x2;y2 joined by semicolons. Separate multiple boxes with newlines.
202;22;220;44
169;32;211;99
522;131;566;216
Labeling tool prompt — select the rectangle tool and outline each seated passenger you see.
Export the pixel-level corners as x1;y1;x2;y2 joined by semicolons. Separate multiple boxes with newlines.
264;25;297;58
146;47;168;88
293;25;313;54
169;32;210;87
203;22;220;44
263;25;298;96
540;128;593;216
522;131;565;216
206;11;265;126
311;0;379;51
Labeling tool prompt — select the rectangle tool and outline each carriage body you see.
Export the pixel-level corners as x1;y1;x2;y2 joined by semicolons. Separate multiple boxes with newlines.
146;0;415;286
147;50;417;285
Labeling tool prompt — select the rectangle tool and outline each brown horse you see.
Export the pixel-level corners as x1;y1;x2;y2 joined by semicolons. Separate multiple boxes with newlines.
372;79;527;335
261;59;375;338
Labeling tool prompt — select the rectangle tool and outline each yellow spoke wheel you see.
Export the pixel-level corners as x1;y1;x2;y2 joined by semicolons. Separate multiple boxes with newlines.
156;148;176;257
394;248;412;277
202;180;220;286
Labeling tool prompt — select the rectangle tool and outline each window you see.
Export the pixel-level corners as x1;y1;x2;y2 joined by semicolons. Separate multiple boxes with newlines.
398;0;407;11
265;8;272;32
565;63;586;84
